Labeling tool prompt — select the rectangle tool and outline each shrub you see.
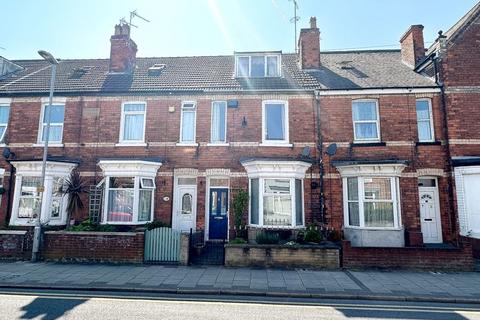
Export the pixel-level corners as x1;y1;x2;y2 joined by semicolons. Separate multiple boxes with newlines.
229;238;247;244
255;232;280;245
66;219;115;232
144;220;168;230
327;229;342;242
304;227;323;243
296;230;306;244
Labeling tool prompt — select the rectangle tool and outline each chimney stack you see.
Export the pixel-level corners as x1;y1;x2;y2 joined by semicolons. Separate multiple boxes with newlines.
400;25;425;68
298;17;320;70
109;23;137;73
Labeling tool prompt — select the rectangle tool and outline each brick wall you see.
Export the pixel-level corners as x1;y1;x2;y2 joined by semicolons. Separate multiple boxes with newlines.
42;231;144;263
0;230;30;260
225;244;340;269
342;240;474;271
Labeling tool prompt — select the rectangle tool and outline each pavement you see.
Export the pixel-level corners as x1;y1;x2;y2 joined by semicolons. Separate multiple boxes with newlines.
0;261;479;304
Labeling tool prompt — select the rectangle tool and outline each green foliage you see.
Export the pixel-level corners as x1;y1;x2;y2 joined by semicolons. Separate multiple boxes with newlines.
232;189;249;229
304;226;323;243
296;230;306;244
66;219;115;232
63;170;89;224
229;238;247;244
144;220;168;230
255;232;280;245
327;229;342;242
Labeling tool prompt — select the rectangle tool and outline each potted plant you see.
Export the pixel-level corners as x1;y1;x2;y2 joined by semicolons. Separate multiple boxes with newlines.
63;170;89;226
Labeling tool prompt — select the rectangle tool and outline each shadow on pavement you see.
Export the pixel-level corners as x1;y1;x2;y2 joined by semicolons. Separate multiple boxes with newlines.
20;297;87;320
337;307;469;320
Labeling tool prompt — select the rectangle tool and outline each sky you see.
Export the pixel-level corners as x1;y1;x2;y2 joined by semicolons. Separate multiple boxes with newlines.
1;0;478;60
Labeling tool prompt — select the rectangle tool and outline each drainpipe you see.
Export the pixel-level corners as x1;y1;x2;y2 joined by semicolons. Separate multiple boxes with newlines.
433;55;457;245
314;91;325;224
4;163;15;226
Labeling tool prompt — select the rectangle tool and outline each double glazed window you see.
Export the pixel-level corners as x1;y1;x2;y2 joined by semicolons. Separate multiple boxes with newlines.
105;176;155;223
263;101;288;144
416;99;434;142
18;177;42;218
0;105;10;142
352;100;380;142
211;101;227;143
39;104;65;143
180;102;196;143
345;177;400;228
120;102;146;143
250;178;303;227
236;54;281;77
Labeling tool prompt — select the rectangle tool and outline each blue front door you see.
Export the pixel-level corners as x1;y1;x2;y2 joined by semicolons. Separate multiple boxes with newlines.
209;188;228;240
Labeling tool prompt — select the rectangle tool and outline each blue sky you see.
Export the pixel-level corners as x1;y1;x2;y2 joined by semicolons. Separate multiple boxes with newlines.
1;0;478;60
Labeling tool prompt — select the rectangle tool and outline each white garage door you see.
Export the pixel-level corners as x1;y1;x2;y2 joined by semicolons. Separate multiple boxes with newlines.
464;174;480;235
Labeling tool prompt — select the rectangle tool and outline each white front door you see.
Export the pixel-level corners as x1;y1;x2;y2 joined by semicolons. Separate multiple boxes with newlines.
419;187;442;243
464;174;480;235
173;186;197;232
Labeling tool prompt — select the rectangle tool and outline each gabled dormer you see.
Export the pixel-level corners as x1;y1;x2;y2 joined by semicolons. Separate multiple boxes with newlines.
234;51;282;78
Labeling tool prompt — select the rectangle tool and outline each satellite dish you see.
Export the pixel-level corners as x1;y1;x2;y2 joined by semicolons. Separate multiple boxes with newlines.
301;146;311;158
325;143;337;156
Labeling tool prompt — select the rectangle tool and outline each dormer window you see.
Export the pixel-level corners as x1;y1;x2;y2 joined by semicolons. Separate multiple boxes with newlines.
235;53;281;78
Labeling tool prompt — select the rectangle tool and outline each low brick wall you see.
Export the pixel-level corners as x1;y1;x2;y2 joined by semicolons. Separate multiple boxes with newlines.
225;244;340;269
342;240;475;271
0;230;31;260
469;237;480;259
42;231;144;263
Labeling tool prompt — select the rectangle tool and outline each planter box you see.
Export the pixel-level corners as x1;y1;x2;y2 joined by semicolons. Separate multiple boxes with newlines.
225;243;340;269
42;231;144;263
0;230;30;260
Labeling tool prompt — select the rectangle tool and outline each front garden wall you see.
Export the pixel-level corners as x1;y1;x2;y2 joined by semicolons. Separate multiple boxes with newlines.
42;231;144;263
225;244;340;269
0;230;31;260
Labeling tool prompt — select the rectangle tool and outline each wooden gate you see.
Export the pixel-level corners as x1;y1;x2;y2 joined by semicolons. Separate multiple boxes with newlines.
144;227;181;263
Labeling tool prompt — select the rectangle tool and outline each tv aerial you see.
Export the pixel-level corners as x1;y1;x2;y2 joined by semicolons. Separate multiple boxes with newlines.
120;10;150;29
288;0;300;53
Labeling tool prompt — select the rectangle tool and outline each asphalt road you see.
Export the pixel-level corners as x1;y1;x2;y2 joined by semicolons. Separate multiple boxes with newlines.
0;289;480;320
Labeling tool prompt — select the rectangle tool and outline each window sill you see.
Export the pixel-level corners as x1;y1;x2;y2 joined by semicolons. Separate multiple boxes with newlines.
32;143;64;148
344;226;403;231
416;141;441;146
351;141;386;147
248;224;304;229
115;142;147;147
259;142;293;147
176;142;199;147
206;143;230;147
101;221;152;225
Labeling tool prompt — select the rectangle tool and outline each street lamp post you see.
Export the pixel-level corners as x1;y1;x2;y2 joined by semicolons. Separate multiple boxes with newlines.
31;50;58;262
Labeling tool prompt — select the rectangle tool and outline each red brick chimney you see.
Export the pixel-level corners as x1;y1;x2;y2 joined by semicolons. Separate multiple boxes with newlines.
400;25;425;68
109;23;137;73
298;17;320;70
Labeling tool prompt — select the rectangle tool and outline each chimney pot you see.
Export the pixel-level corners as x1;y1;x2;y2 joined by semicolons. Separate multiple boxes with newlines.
310;17;317;29
400;24;425;68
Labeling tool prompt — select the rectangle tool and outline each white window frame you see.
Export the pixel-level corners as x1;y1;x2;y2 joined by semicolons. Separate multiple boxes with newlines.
178;101;197;145
98;160;162;225
415;98;435;142
343;176;401;229
235;54;282;78
0;103;10;143
261;100;290;146
352;99;381;143
454;165;480;238
37;102;65;145
119;101;147;144
140;177;155;189
9;161;77;226
103;176;155;224
210;101;228;144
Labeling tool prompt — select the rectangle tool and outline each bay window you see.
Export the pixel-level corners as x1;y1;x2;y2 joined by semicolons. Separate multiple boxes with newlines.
345;177;398;228
10;161;77;226
98;160;162;225
120;102;146;143
242;159;311;228
352;100;380;142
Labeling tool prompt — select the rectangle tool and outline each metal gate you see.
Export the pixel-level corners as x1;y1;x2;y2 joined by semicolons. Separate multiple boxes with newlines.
144;227;181;263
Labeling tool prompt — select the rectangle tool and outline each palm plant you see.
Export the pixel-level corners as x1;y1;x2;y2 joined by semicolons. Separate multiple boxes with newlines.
63;170;89;226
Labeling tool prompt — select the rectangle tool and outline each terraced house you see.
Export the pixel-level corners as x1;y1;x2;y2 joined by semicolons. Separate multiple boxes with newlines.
0;3;478;269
